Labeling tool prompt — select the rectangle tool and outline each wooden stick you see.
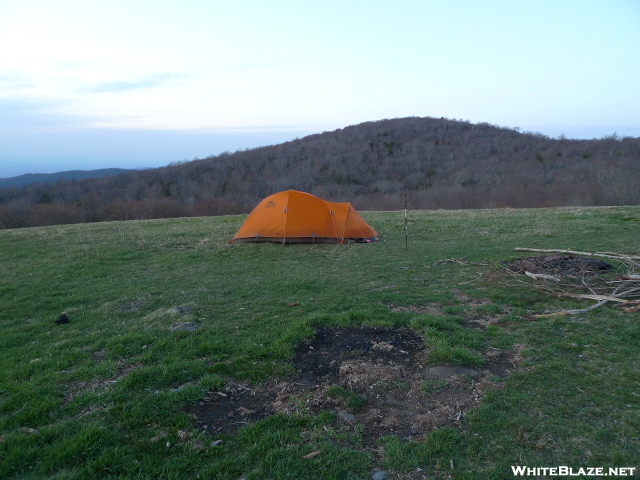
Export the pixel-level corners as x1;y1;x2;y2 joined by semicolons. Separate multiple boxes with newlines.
534;299;609;317
560;293;639;304
404;193;408;252
514;247;640;261
616;287;640;298
620;274;640;280
524;271;561;282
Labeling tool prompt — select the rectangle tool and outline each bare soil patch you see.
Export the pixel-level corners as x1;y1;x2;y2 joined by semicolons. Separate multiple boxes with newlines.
190;326;520;444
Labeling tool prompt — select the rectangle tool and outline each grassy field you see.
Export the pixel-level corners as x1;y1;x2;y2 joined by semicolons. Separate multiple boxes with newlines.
1;206;639;479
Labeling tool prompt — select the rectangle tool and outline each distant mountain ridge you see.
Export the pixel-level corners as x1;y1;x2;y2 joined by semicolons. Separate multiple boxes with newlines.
0;168;133;189
1;116;639;228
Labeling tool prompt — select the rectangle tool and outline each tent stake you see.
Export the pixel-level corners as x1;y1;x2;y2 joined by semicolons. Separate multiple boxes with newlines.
404;193;408;251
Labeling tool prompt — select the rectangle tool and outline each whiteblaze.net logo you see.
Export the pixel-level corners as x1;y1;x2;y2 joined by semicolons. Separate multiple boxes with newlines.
511;466;637;477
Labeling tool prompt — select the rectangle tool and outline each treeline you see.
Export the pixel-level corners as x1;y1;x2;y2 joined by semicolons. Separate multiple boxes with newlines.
0;168;132;190
1;116;639;228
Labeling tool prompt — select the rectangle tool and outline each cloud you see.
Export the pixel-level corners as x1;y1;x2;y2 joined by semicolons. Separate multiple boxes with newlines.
1;1;639;138
0;75;37;95
88;74;188;93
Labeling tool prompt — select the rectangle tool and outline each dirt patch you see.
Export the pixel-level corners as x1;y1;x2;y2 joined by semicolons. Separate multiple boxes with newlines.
388;289;510;330
190;327;520;444
293;326;424;386
450;289;490;306
63;361;141;403
503;254;612;278
388;290;490;316
190;383;276;435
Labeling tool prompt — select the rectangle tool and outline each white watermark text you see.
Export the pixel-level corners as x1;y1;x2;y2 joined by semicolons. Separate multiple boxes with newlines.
511;466;637;477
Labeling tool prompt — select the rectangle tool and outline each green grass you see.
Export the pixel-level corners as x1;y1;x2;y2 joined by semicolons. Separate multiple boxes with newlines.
1;206;639;479
326;385;368;410
421;379;449;393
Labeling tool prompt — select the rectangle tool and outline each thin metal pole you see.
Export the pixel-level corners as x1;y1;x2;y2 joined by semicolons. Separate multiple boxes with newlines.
404;193;408;251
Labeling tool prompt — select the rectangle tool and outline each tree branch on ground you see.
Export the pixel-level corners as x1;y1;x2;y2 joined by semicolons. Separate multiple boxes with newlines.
508;248;640;317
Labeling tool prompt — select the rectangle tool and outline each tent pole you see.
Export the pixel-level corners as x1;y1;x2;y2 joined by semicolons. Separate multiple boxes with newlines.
404;193;408;251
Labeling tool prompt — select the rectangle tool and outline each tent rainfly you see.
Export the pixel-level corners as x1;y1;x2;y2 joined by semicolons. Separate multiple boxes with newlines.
230;190;379;244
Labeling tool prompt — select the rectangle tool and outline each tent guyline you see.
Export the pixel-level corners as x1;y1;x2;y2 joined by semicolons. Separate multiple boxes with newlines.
230;190;379;244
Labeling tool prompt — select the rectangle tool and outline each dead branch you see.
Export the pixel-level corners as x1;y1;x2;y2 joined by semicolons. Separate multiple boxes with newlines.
433;258;489;266
524;271;561;282
511;248;639;317
514;247;640;261
504;269;561;294
620;274;640;280
433;257;469;266
616;286;640;298
560;293;640;304
534;300;609;317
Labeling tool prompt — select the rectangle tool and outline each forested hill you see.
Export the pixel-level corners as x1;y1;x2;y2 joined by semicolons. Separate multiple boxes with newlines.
1;116;639;228
0;168;132;189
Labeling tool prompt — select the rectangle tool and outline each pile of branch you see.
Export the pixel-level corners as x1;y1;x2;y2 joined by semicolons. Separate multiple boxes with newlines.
511;248;640;317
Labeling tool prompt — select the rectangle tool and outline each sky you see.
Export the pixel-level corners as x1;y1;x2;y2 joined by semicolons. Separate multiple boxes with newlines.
1;0;639;178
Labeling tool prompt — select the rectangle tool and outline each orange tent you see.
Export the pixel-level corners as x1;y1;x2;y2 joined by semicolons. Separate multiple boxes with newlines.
231;190;379;243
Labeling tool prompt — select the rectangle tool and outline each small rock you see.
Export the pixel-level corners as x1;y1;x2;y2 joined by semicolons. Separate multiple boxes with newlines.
55;314;69;325
338;411;356;423
287;302;300;308
211;439;223;447
372;471;388;480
